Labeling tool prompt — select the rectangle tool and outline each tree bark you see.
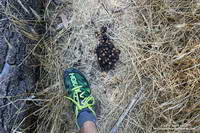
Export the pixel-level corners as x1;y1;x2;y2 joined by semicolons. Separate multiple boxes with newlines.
0;0;42;132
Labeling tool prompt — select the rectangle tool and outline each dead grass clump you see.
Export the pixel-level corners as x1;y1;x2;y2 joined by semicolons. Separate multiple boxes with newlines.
32;0;200;132
130;0;200;132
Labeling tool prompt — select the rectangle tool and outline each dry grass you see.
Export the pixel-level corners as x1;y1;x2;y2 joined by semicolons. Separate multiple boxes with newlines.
3;0;200;133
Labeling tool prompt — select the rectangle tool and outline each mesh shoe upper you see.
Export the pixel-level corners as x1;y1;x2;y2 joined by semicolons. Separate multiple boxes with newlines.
63;68;95;118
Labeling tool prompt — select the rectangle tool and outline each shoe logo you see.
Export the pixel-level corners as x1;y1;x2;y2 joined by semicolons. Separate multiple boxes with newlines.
69;73;79;87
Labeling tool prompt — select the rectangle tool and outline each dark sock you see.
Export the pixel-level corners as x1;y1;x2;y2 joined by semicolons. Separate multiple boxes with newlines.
77;108;96;128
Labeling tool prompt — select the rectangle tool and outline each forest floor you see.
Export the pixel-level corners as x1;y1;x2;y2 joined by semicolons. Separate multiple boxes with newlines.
2;0;200;133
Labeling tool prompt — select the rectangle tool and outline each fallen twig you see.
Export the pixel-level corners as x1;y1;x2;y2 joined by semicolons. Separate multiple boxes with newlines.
110;87;145;133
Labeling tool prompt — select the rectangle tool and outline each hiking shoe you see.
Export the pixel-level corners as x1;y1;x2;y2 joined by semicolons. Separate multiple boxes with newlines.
63;68;95;118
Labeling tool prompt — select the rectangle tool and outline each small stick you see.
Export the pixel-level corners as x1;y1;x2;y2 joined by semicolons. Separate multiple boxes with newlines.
110;87;145;133
101;2;111;15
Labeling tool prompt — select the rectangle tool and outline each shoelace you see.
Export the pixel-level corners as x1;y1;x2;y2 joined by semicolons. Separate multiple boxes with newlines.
64;86;95;115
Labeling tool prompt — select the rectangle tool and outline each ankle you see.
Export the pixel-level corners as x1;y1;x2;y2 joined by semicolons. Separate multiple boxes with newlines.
77;109;96;128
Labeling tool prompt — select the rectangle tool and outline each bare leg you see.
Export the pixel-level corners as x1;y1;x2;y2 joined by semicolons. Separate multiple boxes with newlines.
80;121;98;133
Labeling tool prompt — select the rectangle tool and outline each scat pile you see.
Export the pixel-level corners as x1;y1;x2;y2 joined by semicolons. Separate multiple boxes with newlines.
96;26;120;71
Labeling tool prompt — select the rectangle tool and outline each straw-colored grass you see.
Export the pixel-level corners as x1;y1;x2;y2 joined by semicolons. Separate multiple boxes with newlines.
3;0;200;133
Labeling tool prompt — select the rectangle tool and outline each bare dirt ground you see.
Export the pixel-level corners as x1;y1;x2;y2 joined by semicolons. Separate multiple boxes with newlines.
1;0;200;133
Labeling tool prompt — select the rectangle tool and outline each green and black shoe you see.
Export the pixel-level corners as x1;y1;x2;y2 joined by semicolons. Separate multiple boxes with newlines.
63;68;96;119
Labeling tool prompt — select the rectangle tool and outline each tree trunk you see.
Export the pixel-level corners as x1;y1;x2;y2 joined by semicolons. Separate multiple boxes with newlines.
0;0;43;132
